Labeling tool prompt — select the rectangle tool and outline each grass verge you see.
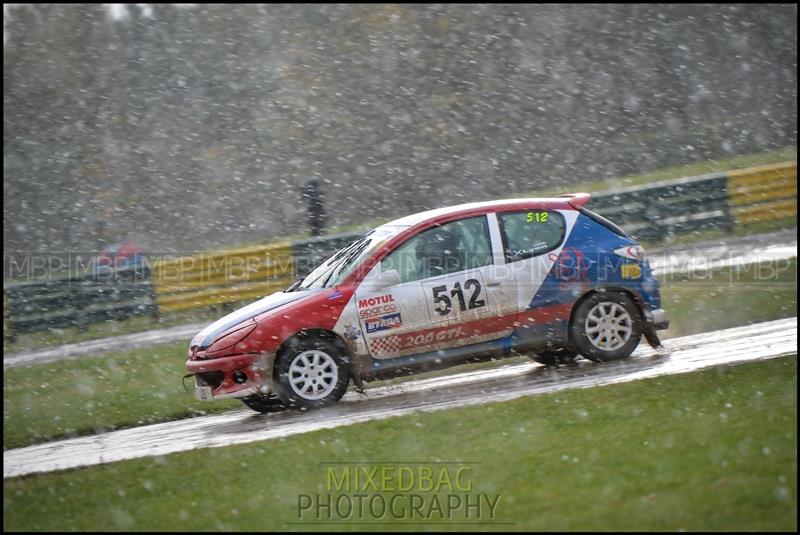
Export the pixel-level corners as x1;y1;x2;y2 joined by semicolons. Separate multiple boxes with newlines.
4;258;796;451
4;356;796;531
2;342;241;450
659;257;797;338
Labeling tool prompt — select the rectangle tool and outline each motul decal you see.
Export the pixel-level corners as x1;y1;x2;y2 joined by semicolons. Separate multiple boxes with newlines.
358;293;397;319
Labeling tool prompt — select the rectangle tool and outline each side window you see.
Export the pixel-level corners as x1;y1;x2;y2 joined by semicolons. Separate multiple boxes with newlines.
381;216;493;283
380;237;420;284
499;210;566;262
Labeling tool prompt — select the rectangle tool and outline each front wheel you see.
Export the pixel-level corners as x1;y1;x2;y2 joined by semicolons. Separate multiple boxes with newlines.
273;334;351;410
571;292;642;363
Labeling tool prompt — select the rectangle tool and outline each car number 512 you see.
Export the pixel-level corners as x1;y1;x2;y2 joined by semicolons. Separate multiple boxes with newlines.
431;279;486;315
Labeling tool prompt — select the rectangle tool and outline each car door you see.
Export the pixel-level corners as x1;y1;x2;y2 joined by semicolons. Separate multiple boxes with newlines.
355;214;513;359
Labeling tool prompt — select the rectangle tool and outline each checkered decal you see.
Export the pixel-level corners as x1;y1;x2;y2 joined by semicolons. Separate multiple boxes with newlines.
369;336;403;358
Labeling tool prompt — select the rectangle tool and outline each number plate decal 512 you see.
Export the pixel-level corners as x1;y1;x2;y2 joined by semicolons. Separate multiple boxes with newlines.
422;273;488;320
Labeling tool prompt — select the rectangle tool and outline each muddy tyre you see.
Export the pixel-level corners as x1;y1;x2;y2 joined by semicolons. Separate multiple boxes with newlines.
273;334;351;410
571;292;642;363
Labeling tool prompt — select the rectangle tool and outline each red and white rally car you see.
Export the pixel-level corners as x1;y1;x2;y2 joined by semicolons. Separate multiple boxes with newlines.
186;194;668;412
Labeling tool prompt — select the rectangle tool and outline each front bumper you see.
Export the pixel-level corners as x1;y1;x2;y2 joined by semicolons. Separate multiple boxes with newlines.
186;352;276;400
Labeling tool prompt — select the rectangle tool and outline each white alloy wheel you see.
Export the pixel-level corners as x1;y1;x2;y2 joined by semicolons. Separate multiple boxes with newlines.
584;301;633;352
288;350;339;400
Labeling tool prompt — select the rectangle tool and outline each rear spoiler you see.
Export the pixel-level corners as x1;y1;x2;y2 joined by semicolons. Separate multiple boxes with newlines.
560;193;630;238
557;192;591;209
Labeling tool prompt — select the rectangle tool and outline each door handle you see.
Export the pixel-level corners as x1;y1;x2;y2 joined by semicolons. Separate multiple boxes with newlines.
485;278;503;287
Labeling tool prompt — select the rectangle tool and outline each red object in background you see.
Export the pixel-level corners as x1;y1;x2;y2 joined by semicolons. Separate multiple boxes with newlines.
94;241;144;271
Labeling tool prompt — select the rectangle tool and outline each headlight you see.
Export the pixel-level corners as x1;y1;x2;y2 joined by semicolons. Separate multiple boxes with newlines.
205;323;257;353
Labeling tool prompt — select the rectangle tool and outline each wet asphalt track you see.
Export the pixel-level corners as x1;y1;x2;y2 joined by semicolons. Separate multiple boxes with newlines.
3;228;796;370
4;317;796;479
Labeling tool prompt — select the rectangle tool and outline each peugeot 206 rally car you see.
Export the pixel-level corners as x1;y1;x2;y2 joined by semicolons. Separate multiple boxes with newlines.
186;194;669;413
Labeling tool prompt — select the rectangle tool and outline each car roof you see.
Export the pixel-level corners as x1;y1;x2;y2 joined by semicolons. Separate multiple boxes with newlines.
341;193;591;286
383;193;590;228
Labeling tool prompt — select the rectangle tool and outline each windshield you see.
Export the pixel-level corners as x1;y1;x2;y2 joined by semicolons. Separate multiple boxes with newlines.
293;225;407;290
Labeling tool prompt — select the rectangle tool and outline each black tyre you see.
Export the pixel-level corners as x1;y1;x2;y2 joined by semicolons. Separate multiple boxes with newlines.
570;291;642;362
273;334;351;410
530;346;579;366
241;393;288;414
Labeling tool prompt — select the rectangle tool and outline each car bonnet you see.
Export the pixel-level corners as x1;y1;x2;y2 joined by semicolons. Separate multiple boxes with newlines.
190;290;316;350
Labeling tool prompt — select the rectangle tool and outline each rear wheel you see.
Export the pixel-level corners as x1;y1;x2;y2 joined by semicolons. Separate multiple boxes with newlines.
273;334;351;410
571;292;642;362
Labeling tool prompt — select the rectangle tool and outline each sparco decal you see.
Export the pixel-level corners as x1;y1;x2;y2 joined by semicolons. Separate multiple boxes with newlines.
365;312;403;334
358;294;397;319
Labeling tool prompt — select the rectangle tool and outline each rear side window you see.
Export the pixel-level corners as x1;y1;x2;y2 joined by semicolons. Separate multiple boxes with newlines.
579;208;630;238
498;210;566;263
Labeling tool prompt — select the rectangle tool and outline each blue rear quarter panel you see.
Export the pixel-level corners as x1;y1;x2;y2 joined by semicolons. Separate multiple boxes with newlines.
513;212;661;347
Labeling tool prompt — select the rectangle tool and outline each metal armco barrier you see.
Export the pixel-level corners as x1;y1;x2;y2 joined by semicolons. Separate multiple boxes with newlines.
3;160;796;339
150;241;295;314
586;160;795;241
590;172;734;241
726;161;797;226
291;231;366;277
4;265;155;337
